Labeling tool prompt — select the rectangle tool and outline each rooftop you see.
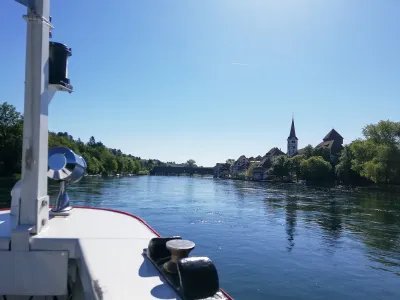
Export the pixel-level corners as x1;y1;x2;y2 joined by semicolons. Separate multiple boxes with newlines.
323;129;343;141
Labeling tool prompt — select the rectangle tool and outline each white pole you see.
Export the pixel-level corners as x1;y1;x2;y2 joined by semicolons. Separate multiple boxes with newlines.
19;0;51;233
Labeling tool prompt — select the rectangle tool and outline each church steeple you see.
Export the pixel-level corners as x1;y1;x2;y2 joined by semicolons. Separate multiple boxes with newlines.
287;117;298;157
288;118;298;140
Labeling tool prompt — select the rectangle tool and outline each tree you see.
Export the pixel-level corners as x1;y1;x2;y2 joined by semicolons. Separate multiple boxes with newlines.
133;160;141;174
87;136;96;146
146;159;155;171
350;121;400;184
87;157;101;175
246;162;259;177
301;156;332;183
362;120;400;146
104;155;118;173
312;147;331;162
302;144;314;159
126;159;135;173
288;154;306;181
336;145;360;185
0;102;23;175
116;156;125;173
0;102;22;133
0;102;168;178
271;156;290;178
226;159;235;165
351;140;400;184
186;159;197;168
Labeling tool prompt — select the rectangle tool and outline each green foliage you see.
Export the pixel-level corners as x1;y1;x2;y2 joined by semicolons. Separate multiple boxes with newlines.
350;140;400;184
49;133;145;175
0;102;155;177
335;145;372;185
287;154;306;181
103;154;118;173
336;145;356;184
138;169;150;175
232;171;246;180
302;144;314;159
225;159;235;165
312;147;331;162
301;156;332;182
271;156;290;178
186;159;197;168
344;121;400;184
362;120;400;146
87;157;102;175
247;162;259;177
0;103;23;176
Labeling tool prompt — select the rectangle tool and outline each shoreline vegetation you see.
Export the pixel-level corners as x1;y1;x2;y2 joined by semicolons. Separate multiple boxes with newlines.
1;102;399;191
0;102;187;179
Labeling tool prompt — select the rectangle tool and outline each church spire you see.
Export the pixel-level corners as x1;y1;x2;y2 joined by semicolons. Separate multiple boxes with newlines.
288;118;298;140
287;117;299;157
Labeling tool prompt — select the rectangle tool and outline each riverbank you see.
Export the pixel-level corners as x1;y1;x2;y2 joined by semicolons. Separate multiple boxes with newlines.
220;175;400;191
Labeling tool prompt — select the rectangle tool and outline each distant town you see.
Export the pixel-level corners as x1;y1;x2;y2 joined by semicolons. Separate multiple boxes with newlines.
214;117;345;183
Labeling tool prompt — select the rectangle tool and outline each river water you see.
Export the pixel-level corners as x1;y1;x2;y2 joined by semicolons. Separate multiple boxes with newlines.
1;176;399;300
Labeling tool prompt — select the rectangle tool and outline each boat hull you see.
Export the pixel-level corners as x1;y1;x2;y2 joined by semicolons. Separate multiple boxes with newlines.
0;207;233;300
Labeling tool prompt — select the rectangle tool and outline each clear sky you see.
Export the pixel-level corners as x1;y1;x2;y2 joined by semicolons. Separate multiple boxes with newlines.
1;0;399;166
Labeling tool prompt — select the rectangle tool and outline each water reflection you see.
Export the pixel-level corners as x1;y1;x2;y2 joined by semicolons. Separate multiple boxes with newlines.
184;178;194;201
261;184;400;275
285;196;297;252
316;200;343;250
231;180;247;203
348;191;400;273
50;177;107;207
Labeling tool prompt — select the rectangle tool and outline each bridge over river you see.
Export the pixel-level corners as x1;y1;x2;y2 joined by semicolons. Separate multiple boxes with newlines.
150;166;214;176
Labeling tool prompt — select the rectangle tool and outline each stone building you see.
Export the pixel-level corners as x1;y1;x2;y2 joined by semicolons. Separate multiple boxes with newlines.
315;129;344;162
213;163;231;178
231;155;250;176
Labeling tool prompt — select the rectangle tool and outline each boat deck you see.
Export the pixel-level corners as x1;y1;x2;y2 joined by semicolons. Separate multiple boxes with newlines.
0;207;180;300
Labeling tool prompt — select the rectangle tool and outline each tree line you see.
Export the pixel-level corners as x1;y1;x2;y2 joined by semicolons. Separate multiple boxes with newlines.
2;101;398;184
0;102;173;177
244;120;400;185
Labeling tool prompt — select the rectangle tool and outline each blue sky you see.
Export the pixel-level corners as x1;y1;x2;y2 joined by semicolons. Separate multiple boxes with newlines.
1;0;399;166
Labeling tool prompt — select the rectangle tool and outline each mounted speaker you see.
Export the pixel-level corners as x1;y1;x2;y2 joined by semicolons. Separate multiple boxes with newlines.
49;42;73;92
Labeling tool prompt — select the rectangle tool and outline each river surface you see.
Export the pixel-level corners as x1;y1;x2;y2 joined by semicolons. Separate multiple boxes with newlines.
1;176;400;300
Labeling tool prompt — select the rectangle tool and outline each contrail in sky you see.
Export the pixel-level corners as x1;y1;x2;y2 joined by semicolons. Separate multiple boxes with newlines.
231;62;249;66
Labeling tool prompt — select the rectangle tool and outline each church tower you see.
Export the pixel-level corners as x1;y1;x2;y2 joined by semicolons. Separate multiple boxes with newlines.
287;118;298;157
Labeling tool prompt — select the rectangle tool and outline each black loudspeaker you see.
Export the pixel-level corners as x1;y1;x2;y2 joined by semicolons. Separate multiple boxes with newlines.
49;42;73;91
